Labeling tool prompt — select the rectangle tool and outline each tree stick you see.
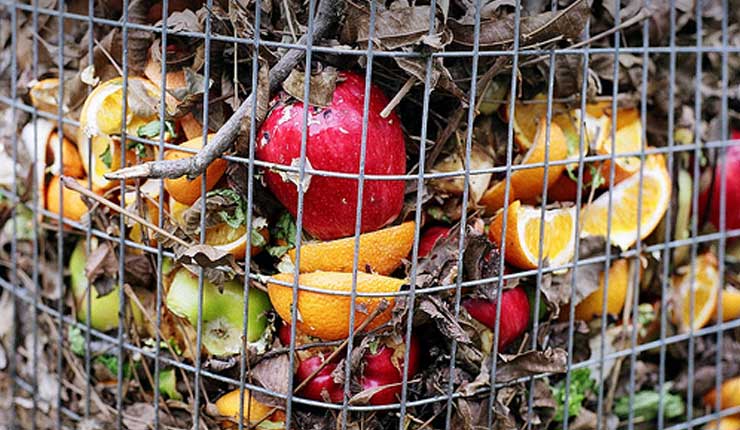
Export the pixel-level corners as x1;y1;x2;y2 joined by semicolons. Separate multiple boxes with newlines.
105;0;345;181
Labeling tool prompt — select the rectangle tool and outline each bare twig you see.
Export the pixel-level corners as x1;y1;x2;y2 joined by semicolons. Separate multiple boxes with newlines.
380;77;416;119
60;176;191;248
105;0;345;182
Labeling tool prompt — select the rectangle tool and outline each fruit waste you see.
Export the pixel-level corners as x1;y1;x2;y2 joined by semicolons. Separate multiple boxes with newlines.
699;143;740;231
256;71;406;240
295;335;421;405
463;286;531;350
417;225;451;258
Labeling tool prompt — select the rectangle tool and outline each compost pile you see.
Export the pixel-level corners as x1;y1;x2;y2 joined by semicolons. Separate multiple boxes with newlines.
0;0;739;428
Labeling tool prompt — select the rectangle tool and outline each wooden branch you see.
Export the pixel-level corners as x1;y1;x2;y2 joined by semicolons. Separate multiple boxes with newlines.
105;0;345;181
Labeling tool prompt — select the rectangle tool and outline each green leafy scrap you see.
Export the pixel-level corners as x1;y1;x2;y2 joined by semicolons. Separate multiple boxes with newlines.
552;368;596;422
614;386;685;422
267;212;297;258
158;368;182;401
100;145;113;168
137;119;177;140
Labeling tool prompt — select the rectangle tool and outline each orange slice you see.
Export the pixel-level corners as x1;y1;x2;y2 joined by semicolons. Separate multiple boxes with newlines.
580;153;671;250
715;287;740;322
671;252;720;333
574;259;630;322
594;108;643;186
215;389;284;426
703;416;740;430
205;221;268;260
45;175;90;222
288;222;415;275
503;95;572;151
703;376;740;411
488;200;577;270
267;271;404;341
46;131;85;178
77;77;161;191
164;135;227;205
480;119;568;214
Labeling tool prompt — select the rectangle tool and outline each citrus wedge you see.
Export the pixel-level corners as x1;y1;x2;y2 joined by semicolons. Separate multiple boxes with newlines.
671;252;720;333
703;376;740;410
267;271;404;340
580;153;671;250
288;222;415;275
715;287;740;322
46;131;85;178
215;389;284;425
77;77;161;191
480;119;568;213
574;259;630;322
594;108;643;185
45;175;90;223
205;221;268;260
488;200;577;270
503;95;571;151
703;416;740;430
163;135;227;205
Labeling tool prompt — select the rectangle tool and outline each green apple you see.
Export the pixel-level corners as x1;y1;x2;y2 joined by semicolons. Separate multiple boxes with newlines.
69;239;143;332
165;268;271;355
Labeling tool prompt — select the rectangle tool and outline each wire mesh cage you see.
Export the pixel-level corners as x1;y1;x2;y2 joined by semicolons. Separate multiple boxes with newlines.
0;0;739;428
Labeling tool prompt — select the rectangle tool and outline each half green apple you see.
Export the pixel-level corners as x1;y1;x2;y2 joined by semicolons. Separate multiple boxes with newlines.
165;268;271;356
69;239;144;332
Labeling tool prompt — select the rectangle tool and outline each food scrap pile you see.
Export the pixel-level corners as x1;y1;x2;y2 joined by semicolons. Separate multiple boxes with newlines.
0;0;739;429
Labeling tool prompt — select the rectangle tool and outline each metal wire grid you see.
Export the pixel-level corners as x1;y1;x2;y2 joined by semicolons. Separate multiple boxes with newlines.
0;0;737;428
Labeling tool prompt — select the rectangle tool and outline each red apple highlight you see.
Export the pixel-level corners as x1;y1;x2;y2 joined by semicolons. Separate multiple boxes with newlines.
256;71;406;240
417;226;451;258
699;142;740;231
462;286;530;350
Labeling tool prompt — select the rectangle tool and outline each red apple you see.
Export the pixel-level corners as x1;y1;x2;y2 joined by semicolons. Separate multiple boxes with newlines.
256;71;406;240
462;286;530;350
417;226;451;258
295;334;421;405
360;336;421;405
699;143;740;231
296;355;344;403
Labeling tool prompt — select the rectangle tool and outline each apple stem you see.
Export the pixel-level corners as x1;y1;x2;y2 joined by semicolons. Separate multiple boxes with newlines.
103;0;346;182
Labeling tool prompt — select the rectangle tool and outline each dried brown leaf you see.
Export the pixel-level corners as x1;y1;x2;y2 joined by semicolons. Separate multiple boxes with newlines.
84;241;118;297
496;348;567;382
281;66;337;108
450;0;589;48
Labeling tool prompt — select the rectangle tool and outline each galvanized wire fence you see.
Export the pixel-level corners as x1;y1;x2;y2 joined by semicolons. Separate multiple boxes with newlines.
0;0;738;429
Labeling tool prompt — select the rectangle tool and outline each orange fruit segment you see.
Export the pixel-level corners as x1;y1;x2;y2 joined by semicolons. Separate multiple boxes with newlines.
715;287;740;322
480;119;568;214
580;153;671;250
267;271;404;340
215;389;284;425
288;222;415;275
205;222;268;260
164;135;227;205
703;416;740;430
671;253;720;333
503;95;572;151
574;259;630;322
488;200;577;270
45;175;91;222
77;77;161;191
703;376;740;411
594;108;643;186
46;131;85;178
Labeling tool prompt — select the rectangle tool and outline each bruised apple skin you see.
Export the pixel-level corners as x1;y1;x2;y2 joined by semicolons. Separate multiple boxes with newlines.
256;71;406;240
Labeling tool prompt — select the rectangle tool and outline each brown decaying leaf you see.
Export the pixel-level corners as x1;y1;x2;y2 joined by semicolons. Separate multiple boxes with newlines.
84;241;118;297
450;0;589;48
280;66;338;108
462;233;502;299
348;5;436;50
250;350;291;408
495;348;567;382
175;244;242;287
